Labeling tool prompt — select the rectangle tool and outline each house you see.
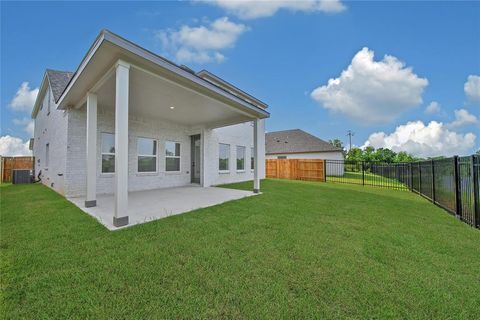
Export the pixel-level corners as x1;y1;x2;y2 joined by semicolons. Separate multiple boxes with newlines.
265;129;344;175
31;29;269;228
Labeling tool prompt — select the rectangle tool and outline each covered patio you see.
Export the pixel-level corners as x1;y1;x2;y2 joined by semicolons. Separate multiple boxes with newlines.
57;30;268;228
69;185;257;230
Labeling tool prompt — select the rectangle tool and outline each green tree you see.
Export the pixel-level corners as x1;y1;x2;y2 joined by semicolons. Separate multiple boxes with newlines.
346;147;363;161
373;148;397;163
328;138;344;150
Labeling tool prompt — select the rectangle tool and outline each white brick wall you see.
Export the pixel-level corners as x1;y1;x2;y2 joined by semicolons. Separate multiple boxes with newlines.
64;106;266;197
33;85;68;195
205;120;266;186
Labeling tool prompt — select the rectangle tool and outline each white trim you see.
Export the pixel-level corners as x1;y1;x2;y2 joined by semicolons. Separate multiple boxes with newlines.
236;145;246;171
165;140;181;172
218;143;230;172
101;132;115;173
136;137;158;174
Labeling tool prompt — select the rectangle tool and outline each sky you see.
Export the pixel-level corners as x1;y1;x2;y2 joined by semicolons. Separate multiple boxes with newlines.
1;0;479;157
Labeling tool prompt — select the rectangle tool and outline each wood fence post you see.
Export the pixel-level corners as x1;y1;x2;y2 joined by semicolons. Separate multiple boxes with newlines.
453;155;462;219
471;155;479;228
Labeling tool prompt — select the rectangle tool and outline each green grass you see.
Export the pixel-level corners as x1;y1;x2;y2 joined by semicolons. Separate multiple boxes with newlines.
1;180;479;319
327;171;407;189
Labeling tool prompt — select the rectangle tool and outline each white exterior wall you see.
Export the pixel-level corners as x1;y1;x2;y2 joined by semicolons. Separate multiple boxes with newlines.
64;106;266;197
33;85;68;194
266;151;344;176
204;120;266;187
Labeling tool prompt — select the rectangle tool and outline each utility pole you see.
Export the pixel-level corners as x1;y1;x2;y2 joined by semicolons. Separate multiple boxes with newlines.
347;130;355;151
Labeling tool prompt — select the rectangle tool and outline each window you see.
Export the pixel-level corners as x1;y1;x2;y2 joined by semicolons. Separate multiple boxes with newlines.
165;141;180;172
45;143;50;169
251;147;254;170
137;138;157;173
219;143;230;171
236;146;245;171
101;133;115;173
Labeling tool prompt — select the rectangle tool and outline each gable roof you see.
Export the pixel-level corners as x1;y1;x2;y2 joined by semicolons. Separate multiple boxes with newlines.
46;69;74;102
266;129;342;154
32;29;269;120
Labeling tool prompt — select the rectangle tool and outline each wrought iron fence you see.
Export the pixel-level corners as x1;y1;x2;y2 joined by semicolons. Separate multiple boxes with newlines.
325;155;480;229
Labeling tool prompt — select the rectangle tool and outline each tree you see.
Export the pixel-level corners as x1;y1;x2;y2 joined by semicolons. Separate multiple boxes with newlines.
346;147;363;161
329;139;344;150
394;151;415;163
373;148;397;163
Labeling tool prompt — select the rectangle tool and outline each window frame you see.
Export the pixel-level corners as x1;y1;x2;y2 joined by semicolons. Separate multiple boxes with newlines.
236;145;246;172
137;137;158;174
165;141;181;172
218;143;230;173
101;132;115;174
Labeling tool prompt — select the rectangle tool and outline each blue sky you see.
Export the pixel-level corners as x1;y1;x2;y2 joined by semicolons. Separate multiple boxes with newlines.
1;1;479;157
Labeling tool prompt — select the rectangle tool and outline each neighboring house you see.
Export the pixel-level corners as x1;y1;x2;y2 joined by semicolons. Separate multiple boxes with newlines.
31;29;268;227
265;129;344;175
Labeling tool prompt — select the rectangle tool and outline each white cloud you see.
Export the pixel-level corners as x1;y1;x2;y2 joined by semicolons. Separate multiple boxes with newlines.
311;47;428;124
9;82;39;112
447;109;479;128
155;17;248;63
425;101;441;114
464;75;480;102
201;0;346;19
363;121;476;158
13;117;34;136
0;135;31;156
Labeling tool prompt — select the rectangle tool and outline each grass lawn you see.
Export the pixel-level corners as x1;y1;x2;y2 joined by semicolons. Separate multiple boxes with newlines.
327;171;407;189
1;180;479;319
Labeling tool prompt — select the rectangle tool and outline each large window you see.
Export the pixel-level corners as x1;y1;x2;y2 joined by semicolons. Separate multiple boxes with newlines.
165;141;180;172
137;137;157;173
101;133;115;173
236;146;245;171
251;147;254;170
219;143;230;171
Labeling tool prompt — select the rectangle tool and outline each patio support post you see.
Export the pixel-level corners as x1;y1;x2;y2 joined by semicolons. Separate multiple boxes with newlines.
253;119;261;193
85;92;97;207
113;60;130;227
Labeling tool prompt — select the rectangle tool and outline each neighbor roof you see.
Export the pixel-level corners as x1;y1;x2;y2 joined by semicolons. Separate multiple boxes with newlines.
266;129;342;154
46;69;74;102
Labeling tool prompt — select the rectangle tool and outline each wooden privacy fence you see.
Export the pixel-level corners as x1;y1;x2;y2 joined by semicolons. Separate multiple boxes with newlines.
0;156;34;183
266;159;326;182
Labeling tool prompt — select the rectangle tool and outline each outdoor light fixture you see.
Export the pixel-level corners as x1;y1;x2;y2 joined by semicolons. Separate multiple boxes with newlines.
169;106;175;110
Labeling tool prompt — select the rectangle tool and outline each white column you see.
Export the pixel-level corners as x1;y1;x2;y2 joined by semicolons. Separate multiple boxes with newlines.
113;60;130;227
253;119;261;193
85;92;97;207
200;128;210;187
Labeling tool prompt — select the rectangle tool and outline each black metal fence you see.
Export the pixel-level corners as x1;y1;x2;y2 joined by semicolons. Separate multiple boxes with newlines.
325;155;480;229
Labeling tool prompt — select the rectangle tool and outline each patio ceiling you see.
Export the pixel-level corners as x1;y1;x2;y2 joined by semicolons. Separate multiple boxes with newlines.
92;65;255;128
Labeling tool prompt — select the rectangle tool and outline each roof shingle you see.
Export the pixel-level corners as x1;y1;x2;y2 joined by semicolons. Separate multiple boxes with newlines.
46;69;74;102
266;129;342;154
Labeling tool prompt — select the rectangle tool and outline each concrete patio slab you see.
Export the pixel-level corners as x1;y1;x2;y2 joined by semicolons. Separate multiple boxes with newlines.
68;185;257;230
